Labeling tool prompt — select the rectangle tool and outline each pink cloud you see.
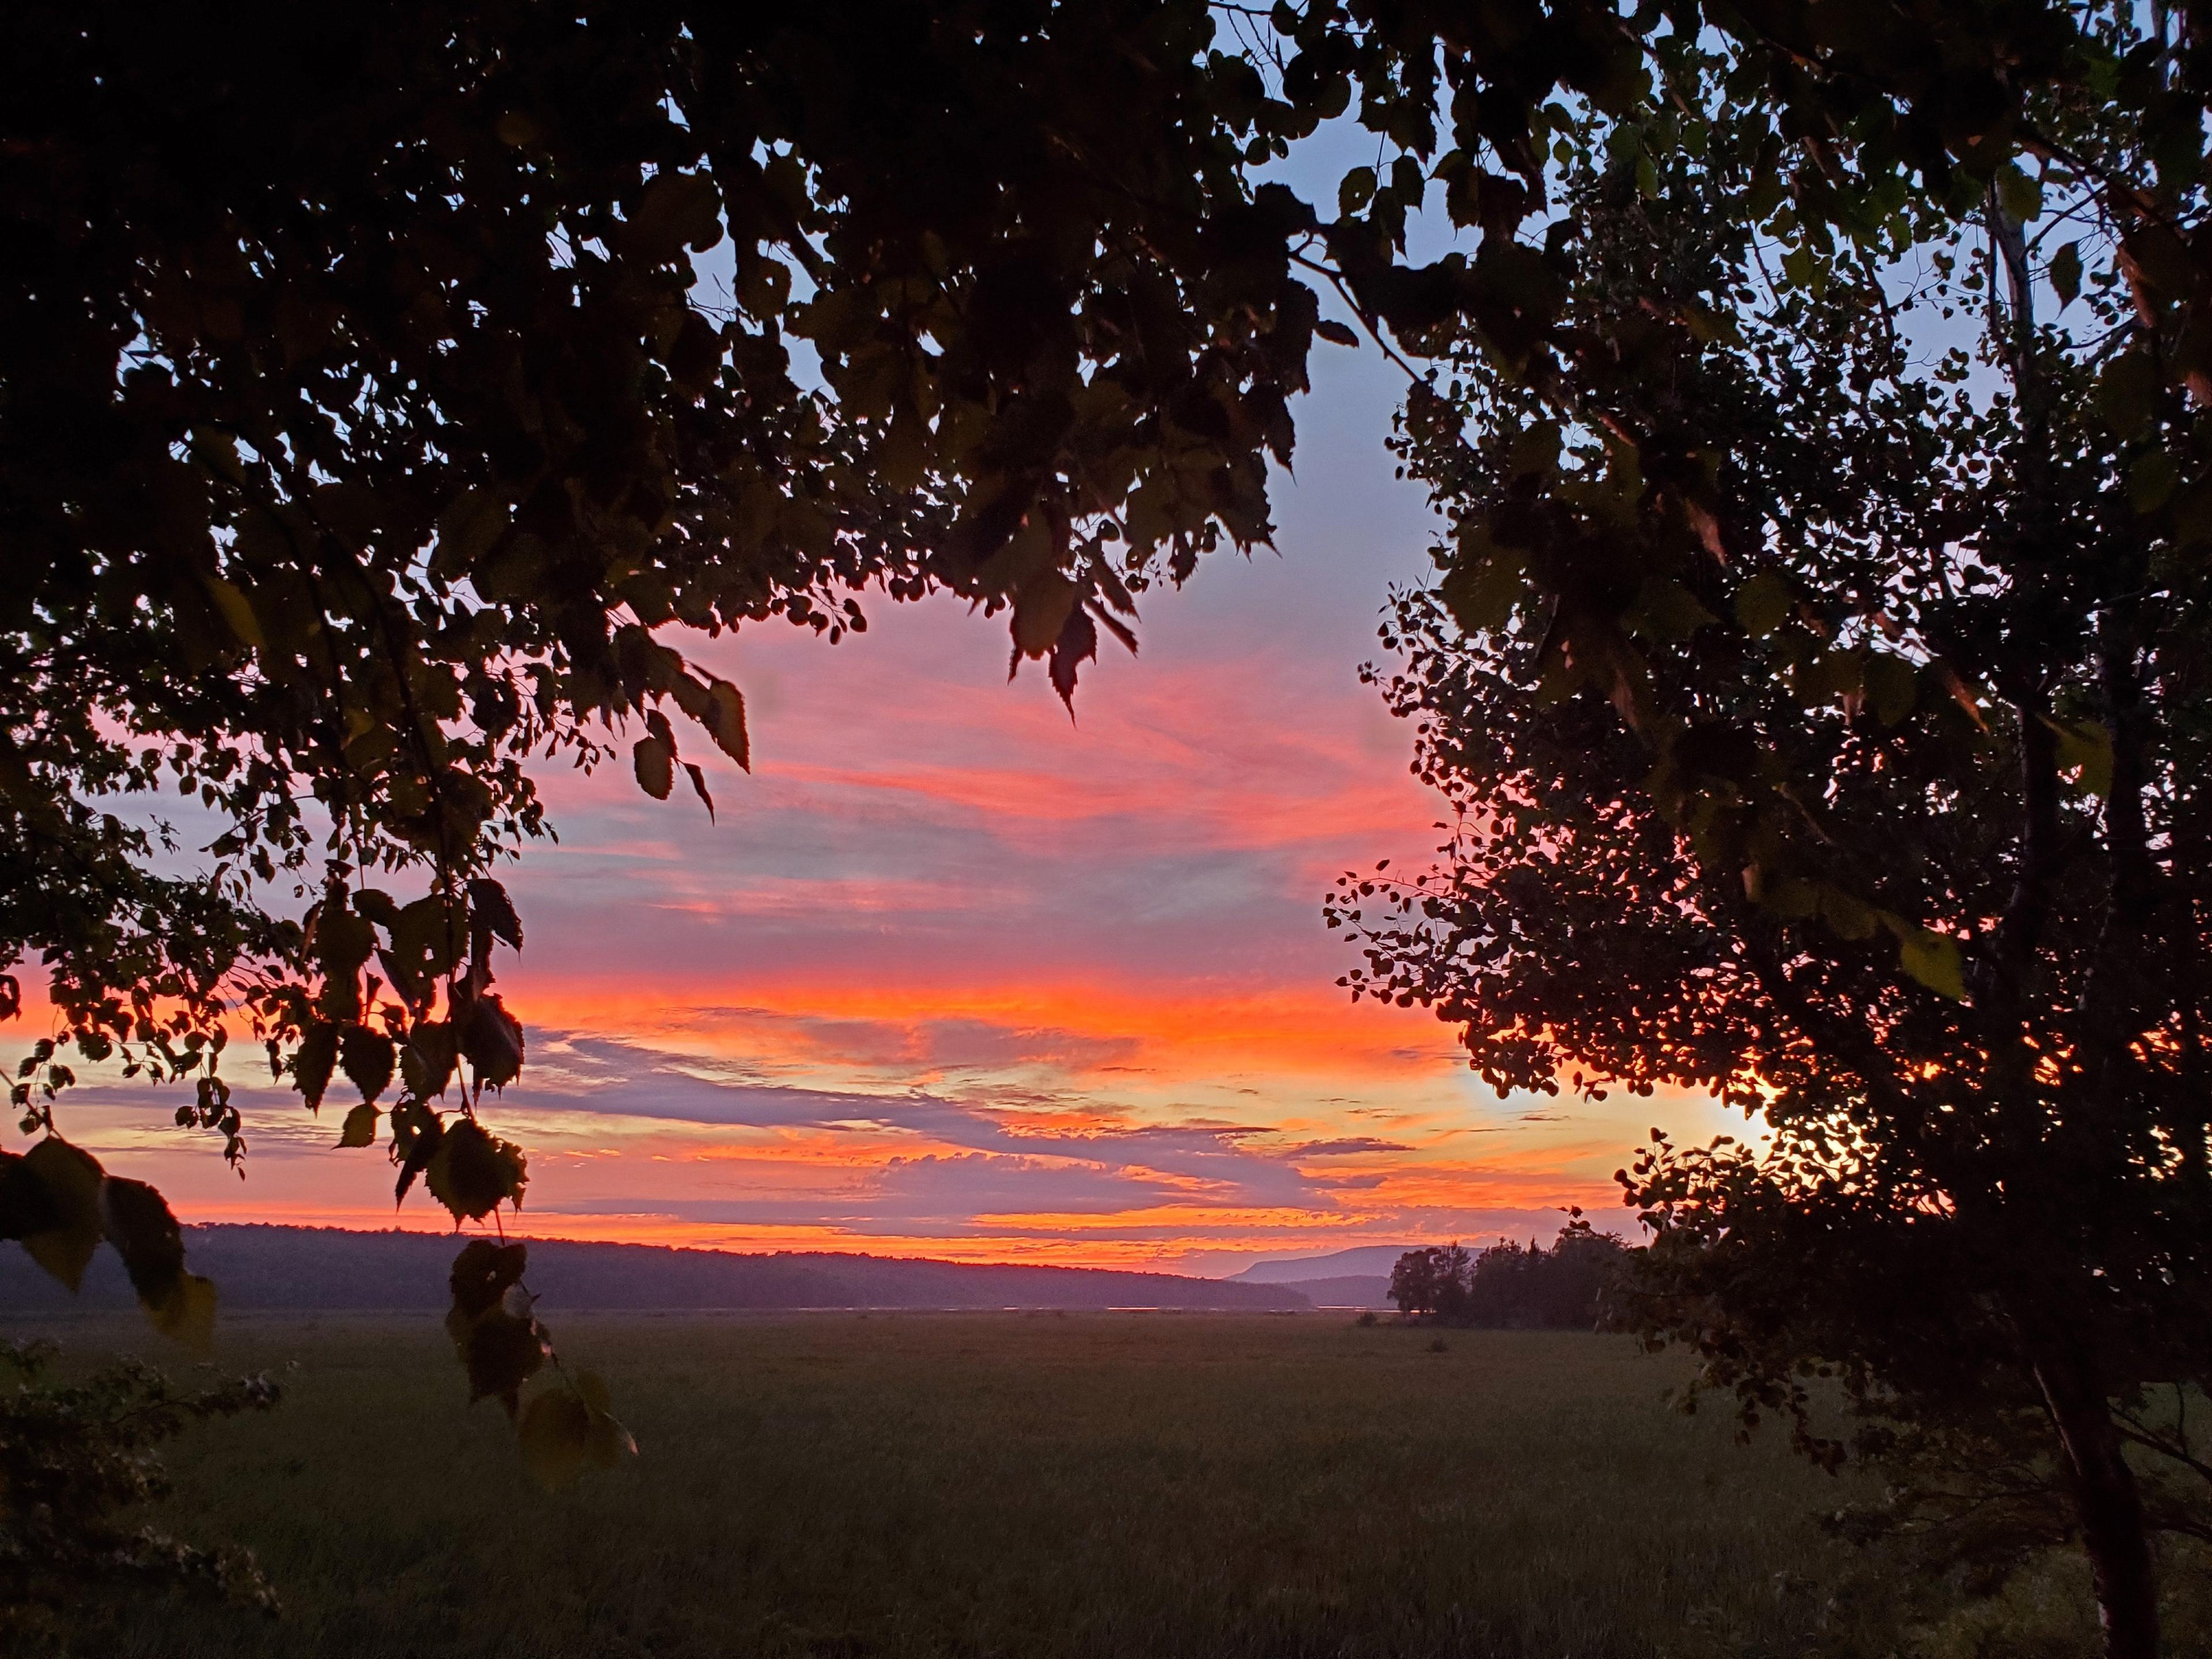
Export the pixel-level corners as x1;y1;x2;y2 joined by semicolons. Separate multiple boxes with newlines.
6;346;1732;1277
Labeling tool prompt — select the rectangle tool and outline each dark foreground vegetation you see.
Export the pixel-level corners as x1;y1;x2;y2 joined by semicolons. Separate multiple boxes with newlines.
18;1312;2205;1659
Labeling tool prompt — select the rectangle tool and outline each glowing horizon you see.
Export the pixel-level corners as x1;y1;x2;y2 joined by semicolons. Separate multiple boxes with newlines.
17;328;1749;1281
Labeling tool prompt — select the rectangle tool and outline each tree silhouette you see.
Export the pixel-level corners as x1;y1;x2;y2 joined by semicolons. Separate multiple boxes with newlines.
2;0;1343;1488
11;0;2212;1641
1335;25;2212;1656
1388;1223;1625;1327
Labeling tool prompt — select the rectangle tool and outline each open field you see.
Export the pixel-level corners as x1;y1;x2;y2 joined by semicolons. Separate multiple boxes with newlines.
11;1312;2118;1658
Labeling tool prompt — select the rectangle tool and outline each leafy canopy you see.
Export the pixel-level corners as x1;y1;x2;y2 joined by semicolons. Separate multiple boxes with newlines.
10;0;2212;1615
1331;12;2212;1654
5;0;1334;1108
2;0;1347;1478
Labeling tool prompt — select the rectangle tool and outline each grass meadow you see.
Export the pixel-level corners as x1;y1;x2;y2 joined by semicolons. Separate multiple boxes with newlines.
18;1311;2131;1658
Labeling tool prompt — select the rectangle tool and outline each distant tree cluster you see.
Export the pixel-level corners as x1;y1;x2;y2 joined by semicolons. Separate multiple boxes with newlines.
1387;1221;1627;1329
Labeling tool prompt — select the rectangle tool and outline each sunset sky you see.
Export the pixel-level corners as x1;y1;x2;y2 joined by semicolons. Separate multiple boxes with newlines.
47;326;1744;1277
41;137;1748;1278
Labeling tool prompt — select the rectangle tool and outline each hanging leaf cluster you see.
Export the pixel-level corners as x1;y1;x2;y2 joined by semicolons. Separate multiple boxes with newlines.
0;1135;216;1346
446;1238;637;1488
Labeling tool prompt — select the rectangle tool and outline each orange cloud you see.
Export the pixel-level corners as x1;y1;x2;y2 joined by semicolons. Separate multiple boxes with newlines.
7;521;1753;1274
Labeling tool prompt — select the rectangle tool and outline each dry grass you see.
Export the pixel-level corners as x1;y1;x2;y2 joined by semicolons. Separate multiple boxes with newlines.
14;1310;2026;1658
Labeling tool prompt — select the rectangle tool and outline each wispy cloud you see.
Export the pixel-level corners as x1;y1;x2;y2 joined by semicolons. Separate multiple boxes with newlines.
17;346;1754;1275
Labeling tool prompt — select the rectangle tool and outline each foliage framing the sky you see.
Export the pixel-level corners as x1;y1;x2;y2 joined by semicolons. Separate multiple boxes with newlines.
8;0;2212;1597
1329;15;2212;1650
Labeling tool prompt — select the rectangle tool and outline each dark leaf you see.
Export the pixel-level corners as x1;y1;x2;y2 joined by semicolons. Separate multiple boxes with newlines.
586;1409;638;1468
518;1387;593;1489
395;1110;444;1207
351;889;402;931
454;1308;544;1413
634;733;675;800
577;1368;613;1416
449;1238;529;1320
393;893;467;978
1012;571;1079;661
1994;162;2041;225
2046;717;2115;800
1048;605;1099;711
627;170;722;262
402;1021;460;1100
312;904;376;978
698;677;749;772
291;1021;340;1112
21;1138;104;1292
339;1024;395;1104
146;1273;218;1350
97;1176;186;1304
425;1119;528;1222
376;946;431;1010
97;1175;217;1349
0;1149;61;1241
2097;350;2163;438
577;1369;639;1467
1733;572;1794;638
1865;652;1918;726
2050;241;2082;307
460;995;525;1090
1892;923;1968;1002
466;879;524;950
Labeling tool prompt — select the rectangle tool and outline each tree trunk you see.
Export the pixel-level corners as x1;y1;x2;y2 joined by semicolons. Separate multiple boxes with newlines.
2034;1346;2160;1658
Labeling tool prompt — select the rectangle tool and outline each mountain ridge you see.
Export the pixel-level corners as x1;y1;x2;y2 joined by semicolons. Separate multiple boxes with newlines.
0;1224;1313;1313
1274;1274;1393;1308
1228;1244;1415;1283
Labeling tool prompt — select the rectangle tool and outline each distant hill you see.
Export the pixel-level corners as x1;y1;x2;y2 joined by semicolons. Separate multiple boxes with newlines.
0;1225;1312;1314
1229;1244;1414;1283
1276;1274;1393;1308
